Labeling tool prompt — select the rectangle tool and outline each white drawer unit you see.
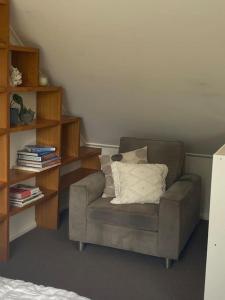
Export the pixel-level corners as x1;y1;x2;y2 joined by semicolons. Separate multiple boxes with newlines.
205;144;225;300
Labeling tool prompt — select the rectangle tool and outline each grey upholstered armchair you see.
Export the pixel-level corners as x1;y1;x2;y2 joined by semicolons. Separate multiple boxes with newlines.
69;137;201;268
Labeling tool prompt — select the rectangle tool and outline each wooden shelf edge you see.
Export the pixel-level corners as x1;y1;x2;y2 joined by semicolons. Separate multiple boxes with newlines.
61;115;80;125
9;119;59;133
79;146;102;159
10;188;57;216
9;165;61;185
8;86;62;93
61;147;101;166
0;129;7;136
9;45;38;53
60;167;99;191
0;181;7;190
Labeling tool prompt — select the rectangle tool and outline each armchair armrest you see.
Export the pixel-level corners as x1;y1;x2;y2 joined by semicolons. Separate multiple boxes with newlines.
158;174;201;260
69;171;105;242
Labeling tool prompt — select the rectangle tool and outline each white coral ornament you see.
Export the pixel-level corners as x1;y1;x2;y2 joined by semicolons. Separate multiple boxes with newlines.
10;66;22;86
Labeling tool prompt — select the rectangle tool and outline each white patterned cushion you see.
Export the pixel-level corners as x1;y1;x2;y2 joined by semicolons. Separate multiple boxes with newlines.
99;146;148;198
111;162;168;204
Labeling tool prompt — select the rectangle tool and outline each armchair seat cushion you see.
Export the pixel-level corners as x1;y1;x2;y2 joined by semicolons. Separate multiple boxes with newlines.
87;197;159;232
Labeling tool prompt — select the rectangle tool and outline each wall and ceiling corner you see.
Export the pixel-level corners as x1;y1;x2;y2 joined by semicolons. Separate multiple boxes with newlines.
8;0;222;240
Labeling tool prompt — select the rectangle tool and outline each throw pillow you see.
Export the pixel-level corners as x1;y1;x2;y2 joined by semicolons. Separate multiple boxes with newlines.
111;162;168;204
99;146;148;198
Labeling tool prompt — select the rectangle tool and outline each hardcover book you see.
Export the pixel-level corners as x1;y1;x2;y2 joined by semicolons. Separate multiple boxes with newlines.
25;145;56;153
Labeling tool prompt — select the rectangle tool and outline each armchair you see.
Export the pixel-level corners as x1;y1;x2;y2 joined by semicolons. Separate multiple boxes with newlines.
69;137;201;268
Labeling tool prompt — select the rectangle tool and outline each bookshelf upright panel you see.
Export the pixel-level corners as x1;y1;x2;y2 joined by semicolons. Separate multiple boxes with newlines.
0;0;9;48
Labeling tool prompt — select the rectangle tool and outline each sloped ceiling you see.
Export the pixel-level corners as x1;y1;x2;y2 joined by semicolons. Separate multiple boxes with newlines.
11;0;225;154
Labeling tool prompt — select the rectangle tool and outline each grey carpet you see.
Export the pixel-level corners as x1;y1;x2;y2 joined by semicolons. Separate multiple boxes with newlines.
0;212;208;300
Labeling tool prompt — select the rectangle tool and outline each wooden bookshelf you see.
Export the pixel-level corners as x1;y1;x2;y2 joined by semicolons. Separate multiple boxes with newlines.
0;0;101;261
0;181;6;189
0;213;7;223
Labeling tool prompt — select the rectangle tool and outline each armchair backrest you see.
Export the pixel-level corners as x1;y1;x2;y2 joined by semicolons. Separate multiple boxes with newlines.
119;137;185;188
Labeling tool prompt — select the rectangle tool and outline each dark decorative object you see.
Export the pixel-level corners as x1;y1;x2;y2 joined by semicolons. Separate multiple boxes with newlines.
10;108;21;126
111;154;123;161
10;94;35;126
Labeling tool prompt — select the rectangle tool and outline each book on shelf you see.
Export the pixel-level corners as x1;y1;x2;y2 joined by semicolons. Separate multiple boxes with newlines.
10;193;44;208
10;191;42;202
15;144;61;172
18;152;57;162
13;163;61;173
17;150;53;157
10;184;40;199
9;184;44;208
17;157;60;168
9;183;40;197
25;145;56;153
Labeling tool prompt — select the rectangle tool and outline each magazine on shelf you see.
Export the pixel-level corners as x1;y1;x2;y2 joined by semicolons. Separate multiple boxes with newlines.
17;150;53;157
13;163;61;173
18;152;57;162
17;159;61;169
17;157;60;168
10;191;42;202
10;184;40;196
10;193;44;208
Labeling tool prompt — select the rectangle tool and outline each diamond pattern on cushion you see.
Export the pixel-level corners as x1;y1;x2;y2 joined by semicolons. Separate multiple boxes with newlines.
111;162;168;204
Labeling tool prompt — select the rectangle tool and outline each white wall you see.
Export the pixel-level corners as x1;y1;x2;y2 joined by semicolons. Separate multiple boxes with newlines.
10;0;225;154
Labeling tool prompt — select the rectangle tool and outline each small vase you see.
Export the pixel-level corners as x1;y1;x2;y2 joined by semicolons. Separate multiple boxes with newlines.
20;112;35;125
39;75;49;86
10;108;21;126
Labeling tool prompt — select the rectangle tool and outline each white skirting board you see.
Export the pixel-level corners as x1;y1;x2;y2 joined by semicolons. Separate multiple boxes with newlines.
9;142;212;241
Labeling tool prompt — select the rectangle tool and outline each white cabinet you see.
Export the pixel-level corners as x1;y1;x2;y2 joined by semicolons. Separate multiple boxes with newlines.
205;144;225;300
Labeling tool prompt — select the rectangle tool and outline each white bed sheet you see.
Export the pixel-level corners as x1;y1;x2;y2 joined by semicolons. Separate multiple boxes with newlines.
0;276;90;300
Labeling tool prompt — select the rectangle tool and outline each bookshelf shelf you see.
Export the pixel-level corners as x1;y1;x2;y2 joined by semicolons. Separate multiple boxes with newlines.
61;155;78;166
9;45;38;53
60;168;98;191
61;147;102;166
9;86;61;93
61;115;80;124
0;0;101;262
80;146;102;159
9;165;60;185
10;188;57;216
9;119;59;133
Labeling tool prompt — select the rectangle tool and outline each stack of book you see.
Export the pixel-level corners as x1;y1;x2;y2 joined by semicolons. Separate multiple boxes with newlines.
14;145;61;172
10;184;44;208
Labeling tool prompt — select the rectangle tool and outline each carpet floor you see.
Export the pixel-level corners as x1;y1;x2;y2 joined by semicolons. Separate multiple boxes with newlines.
0;212;208;300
